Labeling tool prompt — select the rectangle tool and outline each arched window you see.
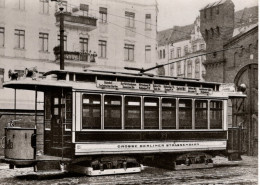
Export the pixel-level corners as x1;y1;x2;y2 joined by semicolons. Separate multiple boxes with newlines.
205;29;208;40
211;28;214;38
216;26;220;37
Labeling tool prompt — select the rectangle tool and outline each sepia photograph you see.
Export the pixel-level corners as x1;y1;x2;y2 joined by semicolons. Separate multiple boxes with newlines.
0;0;258;184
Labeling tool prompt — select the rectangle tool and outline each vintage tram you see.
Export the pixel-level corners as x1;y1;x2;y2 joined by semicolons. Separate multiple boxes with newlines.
1;69;245;175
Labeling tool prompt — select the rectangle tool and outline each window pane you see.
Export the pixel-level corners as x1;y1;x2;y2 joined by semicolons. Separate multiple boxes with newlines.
210;101;222;129
104;95;122;129
179;99;192;129
82;94;101;129
125;96;141;129
195;100;208;129
162;98;176;129
144;97;159;129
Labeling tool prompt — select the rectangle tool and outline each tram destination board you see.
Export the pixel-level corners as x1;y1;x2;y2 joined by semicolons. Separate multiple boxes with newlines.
96;80;213;94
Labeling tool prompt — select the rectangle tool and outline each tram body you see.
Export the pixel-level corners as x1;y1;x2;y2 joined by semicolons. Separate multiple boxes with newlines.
1;70;245;175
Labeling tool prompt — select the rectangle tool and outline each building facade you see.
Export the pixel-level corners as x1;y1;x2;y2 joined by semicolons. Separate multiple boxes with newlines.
0;0;158;155
200;0;258;156
157;17;206;80
0;0;158;108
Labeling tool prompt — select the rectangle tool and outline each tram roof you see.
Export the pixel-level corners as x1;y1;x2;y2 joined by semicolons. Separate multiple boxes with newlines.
43;69;222;86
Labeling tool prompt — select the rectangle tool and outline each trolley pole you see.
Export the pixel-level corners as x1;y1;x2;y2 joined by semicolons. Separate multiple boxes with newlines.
59;9;65;70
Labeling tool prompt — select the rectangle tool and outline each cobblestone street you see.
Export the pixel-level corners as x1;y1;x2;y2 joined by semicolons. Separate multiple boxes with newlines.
0;155;257;184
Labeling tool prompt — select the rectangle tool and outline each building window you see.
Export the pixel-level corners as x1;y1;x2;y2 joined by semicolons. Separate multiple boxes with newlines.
163;49;165;58
216;26;220;36
177;47;181;58
0;27;4;47
184;45;188;55
99;7;107;23
0;68;4;89
124;44;134;61
187;60;192;78
170;64;174;76
18;0;25;10
145;14;151;30
170;49;174;59
159;50;162;59
14;29;25;49
200;44;205;50
211;28;214;38
204;10;206;19
80;37;88;52
98;40;107;58
80;4;89;16
205;29;208;40
145;45;151;63
125;11;135;28
39;33;48;51
234;52;238;66
58;35;67;51
40;0;49;14
177;62;182;76
195;59;200;79
192;44;197;52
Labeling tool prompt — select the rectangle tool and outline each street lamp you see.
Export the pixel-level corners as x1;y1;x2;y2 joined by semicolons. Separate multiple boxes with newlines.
51;0;65;70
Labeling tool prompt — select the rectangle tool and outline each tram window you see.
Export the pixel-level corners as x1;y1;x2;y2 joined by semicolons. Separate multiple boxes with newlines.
104;95;122;129
125;96;141;129
162;98;176;129
210;101;222;129
54;98;59;105
57;73;66;80
76;74;95;82
144;97;159;129
82;94;101;129
179;99;192;129
195;100;208;129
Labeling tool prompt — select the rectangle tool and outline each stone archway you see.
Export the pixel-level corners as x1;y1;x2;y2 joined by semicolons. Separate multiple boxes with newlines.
234;64;258;156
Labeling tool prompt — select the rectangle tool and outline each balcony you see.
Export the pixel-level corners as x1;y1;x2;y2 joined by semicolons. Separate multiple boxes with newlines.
55;12;97;31
54;47;97;64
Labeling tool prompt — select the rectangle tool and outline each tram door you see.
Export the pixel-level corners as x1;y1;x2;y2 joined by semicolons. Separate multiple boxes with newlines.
51;91;64;151
234;64;258;156
44;88;72;157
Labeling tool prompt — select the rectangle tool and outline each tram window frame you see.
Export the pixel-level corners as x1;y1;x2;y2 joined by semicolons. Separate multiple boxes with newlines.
210;100;223;129
144;97;159;129
162;98;176;129
104;95;122;129
178;99;192;129
195;100;208;129
124;96;141;129
44;92;51;130
82;94;101;129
